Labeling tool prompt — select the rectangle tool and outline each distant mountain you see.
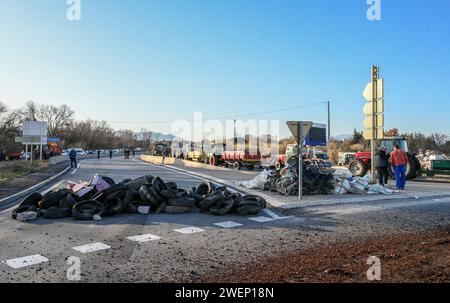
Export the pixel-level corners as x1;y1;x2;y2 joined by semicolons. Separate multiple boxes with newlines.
332;134;352;141
135;132;179;142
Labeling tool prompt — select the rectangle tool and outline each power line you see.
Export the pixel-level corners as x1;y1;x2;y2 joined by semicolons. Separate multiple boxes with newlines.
106;101;328;125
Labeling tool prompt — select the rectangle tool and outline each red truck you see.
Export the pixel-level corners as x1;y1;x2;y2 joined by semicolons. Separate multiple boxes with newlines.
208;144;261;170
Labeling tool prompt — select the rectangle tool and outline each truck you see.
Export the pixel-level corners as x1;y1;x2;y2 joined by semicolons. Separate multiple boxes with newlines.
348;137;421;180
208;143;261;170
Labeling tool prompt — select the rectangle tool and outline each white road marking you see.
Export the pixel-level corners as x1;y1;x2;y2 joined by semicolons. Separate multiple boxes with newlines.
77;163;81;169
173;226;205;234
248;216;275;223
72;242;111;253
126;234;161;243
70;169;77;175
262;208;294;220
213;221;243;228
2;254;49;269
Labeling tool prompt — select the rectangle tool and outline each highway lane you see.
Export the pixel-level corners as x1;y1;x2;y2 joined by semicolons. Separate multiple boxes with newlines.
0;157;449;282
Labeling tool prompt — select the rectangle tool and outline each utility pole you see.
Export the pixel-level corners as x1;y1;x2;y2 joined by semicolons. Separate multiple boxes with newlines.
327;100;331;146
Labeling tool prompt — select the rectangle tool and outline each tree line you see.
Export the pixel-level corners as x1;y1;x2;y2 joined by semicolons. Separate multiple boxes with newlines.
0;101;146;152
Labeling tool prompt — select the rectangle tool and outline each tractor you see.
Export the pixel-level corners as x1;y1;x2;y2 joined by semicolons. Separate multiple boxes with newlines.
348;137;421;180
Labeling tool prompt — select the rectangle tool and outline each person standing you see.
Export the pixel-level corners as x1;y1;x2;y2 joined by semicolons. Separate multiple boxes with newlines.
97;149;101;159
390;143;408;190
109;150;113;159
69;149;77;168
374;146;390;186
132;149;136;159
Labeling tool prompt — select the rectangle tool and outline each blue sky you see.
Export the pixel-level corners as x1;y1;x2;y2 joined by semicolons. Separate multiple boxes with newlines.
0;0;449;137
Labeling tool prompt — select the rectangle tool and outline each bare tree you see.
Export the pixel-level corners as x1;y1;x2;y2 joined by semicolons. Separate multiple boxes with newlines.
431;133;449;147
21;102;75;137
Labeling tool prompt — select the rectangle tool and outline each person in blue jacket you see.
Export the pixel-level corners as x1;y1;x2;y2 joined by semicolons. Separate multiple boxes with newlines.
69;149;77;168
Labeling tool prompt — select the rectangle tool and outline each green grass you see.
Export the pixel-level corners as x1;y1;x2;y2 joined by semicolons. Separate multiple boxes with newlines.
0;161;47;183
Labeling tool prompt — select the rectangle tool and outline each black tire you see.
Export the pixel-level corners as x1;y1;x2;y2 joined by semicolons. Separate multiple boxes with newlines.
406;155;418;180
241;195;266;209
349;159;368;177
167;198;195;208
209;198;234;216
39;190;66;209
126;177;149;190
152;177;168;192
165;182;177;190
148;186;165;202
138;186;152;202
120;178;133;184
40;207;72;219
155;202;167;214
19;192;42;208
160;189;177;200
199;191;224;210
236;204;261;216
72;200;106;221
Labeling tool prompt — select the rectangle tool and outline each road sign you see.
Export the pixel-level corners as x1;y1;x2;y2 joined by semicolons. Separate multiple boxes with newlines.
15;136;45;144
363;129;384;140
23;121;47;137
287;121;313;144
363;114;384;129
363;99;384;115
363;78;384;101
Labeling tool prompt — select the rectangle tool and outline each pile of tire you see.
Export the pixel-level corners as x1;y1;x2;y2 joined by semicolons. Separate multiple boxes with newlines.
192;181;267;216
12;175;267;221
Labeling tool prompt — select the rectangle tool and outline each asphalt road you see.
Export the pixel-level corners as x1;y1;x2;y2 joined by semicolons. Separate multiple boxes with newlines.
0;157;449;282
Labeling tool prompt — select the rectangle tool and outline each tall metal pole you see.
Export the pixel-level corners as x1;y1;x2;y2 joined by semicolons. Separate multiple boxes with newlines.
298;122;303;200
370;65;378;183
233;119;237;152
327;100;331;146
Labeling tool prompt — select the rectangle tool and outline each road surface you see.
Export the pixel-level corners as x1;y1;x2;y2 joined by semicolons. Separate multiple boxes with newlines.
0;157;449;282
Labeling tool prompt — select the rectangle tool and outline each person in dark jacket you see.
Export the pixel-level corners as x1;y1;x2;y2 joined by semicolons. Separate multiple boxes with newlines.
97;149;101;159
374;146;390;186
69;149;77;168
109;150;113;159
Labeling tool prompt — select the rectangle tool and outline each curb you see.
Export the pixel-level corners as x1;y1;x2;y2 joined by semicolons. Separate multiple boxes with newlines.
0;165;71;209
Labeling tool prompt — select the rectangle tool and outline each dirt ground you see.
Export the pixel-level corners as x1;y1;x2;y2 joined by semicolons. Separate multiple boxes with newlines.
198;227;449;283
0;161;68;200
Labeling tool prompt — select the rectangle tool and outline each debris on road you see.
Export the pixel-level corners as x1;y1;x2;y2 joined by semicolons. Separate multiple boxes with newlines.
236;164;397;196
11;175;267;221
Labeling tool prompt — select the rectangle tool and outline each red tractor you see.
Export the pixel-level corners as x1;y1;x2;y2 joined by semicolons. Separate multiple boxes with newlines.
348;137;421;180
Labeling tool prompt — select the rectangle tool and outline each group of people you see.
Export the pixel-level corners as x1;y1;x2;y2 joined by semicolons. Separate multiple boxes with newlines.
374;144;409;190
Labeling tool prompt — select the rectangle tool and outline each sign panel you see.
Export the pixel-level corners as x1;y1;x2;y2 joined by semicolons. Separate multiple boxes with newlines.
15;136;47;144
363;114;384;129
305;123;327;147
362;78;384;101
363;99;384;115
287;121;313;144
23;121;48;137
363;129;384;140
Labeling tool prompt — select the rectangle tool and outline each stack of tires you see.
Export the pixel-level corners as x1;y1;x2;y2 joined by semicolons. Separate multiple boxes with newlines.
12;176;267;221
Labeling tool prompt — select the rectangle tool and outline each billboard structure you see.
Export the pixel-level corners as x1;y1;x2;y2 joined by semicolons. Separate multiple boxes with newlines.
15;121;48;162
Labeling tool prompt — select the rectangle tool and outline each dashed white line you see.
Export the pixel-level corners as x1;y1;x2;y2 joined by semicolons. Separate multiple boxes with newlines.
213;221;243;228
173;226;205;234
262;208;294;220
70;169;77;175
126;234;161;243
72;242;111;253
2;254;49;269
